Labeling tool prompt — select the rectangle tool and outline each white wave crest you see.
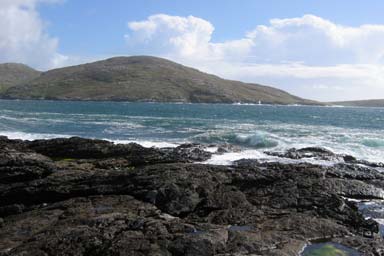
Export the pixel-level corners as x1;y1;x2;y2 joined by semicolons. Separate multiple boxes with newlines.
0;131;70;140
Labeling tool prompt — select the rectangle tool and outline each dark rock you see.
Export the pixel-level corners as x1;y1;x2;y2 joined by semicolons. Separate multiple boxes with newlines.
265;147;340;161
27;137;211;165
266;146;384;169
351;159;384;168
171;143;212;162
233;158;261;168
343;154;357;162
0;137;383;255
0;149;54;184
0;204;25;217
27;137;159;160
216;144;242;154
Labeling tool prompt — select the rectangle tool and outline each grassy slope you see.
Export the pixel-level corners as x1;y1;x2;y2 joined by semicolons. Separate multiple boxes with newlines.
2;56;319;105
0;63;40;93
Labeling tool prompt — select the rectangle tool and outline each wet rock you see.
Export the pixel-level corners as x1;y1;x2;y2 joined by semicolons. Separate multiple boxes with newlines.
343;154;357;162
350;159;384;168
232;158;262;168
266;146;384;169
216;144;242;154
27;137;167;162
170;143;212;162
27;137;211;165
0;137;383;255
265;147;338;161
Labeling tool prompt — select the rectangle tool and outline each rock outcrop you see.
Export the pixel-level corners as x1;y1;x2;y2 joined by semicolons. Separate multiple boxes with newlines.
0;137;383;255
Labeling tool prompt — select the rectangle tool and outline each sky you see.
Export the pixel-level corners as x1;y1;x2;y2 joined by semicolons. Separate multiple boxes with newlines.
1;0;384;101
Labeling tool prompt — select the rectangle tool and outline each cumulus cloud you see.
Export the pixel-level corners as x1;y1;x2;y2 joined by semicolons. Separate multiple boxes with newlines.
0;0;67;70
126;14;253;62
125;14;384;101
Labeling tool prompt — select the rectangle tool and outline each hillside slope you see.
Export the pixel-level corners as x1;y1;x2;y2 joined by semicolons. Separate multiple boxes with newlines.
2;56;317;104
331;99;384;107
0;63;40;93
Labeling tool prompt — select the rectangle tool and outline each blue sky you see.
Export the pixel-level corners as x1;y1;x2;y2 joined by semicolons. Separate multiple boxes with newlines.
39;0;384;56
2;0;384;101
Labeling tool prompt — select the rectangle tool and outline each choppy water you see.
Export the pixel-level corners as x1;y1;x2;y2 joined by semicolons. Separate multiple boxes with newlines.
0;100;384;164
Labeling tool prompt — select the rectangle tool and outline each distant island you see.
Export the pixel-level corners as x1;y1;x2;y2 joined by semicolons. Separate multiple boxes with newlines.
0;56;319;105
330;99;384;108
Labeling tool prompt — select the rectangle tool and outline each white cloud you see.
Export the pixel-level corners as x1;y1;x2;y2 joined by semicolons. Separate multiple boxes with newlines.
0;0;67;70
125;14;384;101
126;14;253;62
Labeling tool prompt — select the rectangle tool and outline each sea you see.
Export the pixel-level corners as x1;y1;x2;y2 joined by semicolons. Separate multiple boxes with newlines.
0;99;384;165
1;99;384;236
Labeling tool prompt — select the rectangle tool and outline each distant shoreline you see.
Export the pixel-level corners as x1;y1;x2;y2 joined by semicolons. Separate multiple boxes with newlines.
2;97;384;108
328;99;384;108
0;97;322;105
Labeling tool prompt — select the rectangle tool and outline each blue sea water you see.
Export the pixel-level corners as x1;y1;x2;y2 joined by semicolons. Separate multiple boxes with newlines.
0;100;384;164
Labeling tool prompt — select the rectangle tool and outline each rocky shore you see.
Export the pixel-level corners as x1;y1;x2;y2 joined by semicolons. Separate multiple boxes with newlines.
0;136;383;255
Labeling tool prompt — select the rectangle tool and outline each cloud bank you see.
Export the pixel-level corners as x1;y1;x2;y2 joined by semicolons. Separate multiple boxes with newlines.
125;14;384;101
0;0;68;70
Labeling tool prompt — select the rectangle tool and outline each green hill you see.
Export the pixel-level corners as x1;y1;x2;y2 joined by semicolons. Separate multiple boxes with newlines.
0;63;40;93
2;56;318;104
